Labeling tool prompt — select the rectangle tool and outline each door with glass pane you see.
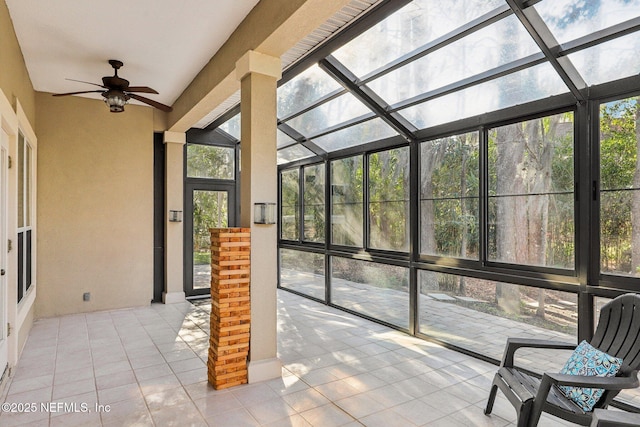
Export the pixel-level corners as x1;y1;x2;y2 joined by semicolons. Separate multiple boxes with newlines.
0;129;9;373
185;184;236;297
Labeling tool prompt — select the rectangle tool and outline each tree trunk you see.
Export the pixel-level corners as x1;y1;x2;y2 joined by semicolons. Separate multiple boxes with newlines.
495;124;526;314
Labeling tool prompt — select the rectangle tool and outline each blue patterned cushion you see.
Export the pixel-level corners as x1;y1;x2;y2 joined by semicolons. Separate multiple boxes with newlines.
558;340;623;412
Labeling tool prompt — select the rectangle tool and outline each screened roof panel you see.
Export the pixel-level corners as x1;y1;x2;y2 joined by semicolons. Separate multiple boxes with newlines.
277;144;316;165
277;129;297;148
311;117;398;151
367;14;541;106
332;0;505;78
397;62;569;130
283;92;373;137
277;64;343;119
567;31;640;86
534;0;640;45
219;114;241;140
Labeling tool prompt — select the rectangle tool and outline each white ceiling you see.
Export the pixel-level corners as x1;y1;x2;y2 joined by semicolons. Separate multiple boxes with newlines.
5;0;260;108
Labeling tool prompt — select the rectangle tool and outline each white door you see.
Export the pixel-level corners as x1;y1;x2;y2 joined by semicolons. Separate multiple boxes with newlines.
0;129;8;373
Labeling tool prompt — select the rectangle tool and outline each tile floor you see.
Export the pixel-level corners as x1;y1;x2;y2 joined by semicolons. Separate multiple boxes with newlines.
0;289;575;426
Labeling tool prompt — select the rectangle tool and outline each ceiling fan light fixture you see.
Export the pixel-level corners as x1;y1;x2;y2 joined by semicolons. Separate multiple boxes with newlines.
104;90;127;113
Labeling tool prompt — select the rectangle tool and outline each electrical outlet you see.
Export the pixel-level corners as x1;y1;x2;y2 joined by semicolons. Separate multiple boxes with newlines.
83;292;90;301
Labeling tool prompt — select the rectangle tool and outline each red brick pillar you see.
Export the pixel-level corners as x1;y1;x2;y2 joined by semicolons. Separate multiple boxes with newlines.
208;228;251;389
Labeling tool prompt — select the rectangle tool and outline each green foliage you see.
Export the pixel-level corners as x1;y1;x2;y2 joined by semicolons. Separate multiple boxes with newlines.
599;98;639;274
192;190;228;252
186;144;234;179
428;132;480;258
369;147;410;251
280;169;300;240
303;164;325;242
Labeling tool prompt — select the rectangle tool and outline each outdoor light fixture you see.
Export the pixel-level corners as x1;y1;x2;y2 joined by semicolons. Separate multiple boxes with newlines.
254;203;276;224
103;89;128;113
169;210;183;222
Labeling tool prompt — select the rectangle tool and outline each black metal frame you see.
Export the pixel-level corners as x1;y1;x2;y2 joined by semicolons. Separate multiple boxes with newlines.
183;128;240;298
186;0;640;411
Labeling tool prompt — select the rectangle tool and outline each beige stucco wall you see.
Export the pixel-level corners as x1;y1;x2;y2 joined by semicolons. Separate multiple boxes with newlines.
0;1;35;124
35;93;154;317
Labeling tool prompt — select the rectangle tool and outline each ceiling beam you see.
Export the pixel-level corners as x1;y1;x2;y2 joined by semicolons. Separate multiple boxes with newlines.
168;0;353;132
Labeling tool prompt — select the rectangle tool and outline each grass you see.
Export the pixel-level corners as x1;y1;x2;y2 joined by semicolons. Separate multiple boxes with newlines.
194;251;211;265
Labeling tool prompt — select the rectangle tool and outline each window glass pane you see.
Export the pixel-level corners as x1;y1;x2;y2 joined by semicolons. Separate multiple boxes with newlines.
284;92;373;137
487;112;575;269
332;257;409;329
332;0;505;78
421;132;479;259
599;97;640;277
303;164;325;242
419;270;577;372
398;63;569;129
186;144;235;179
26;143;31;227
312;118;398;152
369;147;410;252
18;133;24;228
368;15;540;105
281;169;300;240
192;190;228;290
219;114;241;140
277;129;296;148
277;64;343;119
280;249;325;301
277;144;316;165
567;32;640;87
331;156;363;247
535;0;640;45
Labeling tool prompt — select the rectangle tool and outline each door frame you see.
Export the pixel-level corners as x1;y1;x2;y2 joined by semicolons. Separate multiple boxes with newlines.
184;182;237;297
0;128;9;373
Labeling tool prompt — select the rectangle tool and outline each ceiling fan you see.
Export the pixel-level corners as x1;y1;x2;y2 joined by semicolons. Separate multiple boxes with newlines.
52;59;173;113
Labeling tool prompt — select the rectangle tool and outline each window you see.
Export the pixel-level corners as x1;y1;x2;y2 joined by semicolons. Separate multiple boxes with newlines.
369;147;410;252
488;112;575;269
331;256;409;329
279;249;325;301
420;132;479;259
218;113;240;140
186;144;234;180
599;96;640;277
280;169;300;241
418;270;577;371
17;131;33;302
330;156;363;247
303;164;325;242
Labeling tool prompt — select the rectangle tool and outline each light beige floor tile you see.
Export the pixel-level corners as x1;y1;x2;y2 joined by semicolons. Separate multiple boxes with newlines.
144;385;191;412
282;388;331;412
138;373;182;395
52;378;96;400
95;369;136;391
359;407;417;427
150;401;207;427
335;392;383;419
97;383;142;406
300;403;355;426
204;407;260;427
194;392;243;418
245;397;297;425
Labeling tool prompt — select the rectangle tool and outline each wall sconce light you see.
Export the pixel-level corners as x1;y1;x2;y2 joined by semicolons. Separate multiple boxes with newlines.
254;203;276;225
169;210;183;222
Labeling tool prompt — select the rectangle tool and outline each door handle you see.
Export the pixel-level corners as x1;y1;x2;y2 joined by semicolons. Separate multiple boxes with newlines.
0;269;4;276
